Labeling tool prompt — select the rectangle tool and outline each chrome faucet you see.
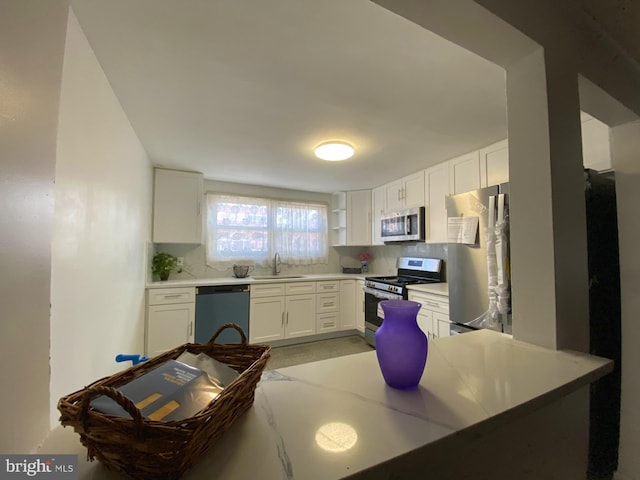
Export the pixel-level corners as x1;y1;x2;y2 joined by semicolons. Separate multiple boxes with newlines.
273;252;281;275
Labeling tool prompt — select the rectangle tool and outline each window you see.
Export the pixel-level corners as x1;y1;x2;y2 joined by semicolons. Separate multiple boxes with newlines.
206;193;328;267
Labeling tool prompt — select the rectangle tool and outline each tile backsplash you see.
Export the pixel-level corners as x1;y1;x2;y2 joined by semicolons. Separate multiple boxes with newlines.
150;242;448;281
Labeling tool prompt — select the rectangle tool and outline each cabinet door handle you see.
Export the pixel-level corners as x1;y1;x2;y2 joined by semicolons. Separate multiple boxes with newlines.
188;322;193;337
323;322;334;328
281;312;285;327
162;294;182;299
426;301;440;308
286;312;289;326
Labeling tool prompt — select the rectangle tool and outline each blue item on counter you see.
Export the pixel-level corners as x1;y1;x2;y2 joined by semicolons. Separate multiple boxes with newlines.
115;353;149;366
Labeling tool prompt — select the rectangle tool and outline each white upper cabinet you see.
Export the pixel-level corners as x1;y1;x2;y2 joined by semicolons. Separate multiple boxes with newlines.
424;162;450;243
403;171;426;208
384;171;425;211
153;168;203;244
347;189;372;246
449;151;481;195
371;186;386;245
384;179;404;211
480;139;509;188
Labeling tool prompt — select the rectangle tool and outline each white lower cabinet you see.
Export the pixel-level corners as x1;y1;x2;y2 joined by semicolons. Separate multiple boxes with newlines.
249;282;317;342
146;287;195;357
339;280;356;330
356;280;365;333
249;279;364;343
285;294;316;338
249;295;286;343
317;312;339;334
316;281;340;333
408;290;450;340
434;312;451;338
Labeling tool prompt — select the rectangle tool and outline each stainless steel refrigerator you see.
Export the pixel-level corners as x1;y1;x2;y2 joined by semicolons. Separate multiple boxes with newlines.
446;172;621;478
446;183;511;333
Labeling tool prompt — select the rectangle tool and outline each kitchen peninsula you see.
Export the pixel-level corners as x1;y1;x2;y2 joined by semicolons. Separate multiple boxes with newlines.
42;329;611;479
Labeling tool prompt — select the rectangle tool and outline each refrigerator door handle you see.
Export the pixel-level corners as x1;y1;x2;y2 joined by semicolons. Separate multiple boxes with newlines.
488;195;496;228
497;194;506;223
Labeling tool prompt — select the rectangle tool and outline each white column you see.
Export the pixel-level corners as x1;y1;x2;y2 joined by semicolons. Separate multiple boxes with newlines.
507;48;590;351
0;0;70;452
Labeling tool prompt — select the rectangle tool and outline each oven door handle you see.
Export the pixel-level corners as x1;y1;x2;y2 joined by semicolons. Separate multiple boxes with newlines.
364;286;403;300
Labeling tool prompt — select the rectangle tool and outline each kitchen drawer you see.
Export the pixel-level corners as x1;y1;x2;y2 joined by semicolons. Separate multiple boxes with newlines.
316;280;339;293
148;287;195;306
408;291;449;315
317;292;339;314
251;283;286;298
316;312;339;333
285;282;316;296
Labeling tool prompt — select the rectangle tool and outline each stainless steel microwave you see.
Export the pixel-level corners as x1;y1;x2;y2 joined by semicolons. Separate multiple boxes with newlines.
380;206;425;242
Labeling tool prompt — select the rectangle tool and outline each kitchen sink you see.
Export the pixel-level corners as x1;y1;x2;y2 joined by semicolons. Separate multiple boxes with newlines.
251;275;306;280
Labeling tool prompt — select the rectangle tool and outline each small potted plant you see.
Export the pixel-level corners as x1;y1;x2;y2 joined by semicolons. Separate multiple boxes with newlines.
152;252;182;281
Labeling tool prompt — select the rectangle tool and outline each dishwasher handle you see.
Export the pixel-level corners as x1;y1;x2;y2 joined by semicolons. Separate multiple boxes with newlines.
197;284;250;295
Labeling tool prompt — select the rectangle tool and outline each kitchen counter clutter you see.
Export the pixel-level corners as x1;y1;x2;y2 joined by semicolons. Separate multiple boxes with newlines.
42;330;612;479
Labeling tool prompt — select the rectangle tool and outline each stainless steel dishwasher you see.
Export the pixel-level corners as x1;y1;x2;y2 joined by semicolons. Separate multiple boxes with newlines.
195;285;250;344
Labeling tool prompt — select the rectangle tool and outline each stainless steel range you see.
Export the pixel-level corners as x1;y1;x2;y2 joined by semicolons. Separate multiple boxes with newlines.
363;257;443;346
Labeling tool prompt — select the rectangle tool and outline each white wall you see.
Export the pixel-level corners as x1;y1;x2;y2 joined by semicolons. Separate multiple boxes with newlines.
0;0;69;453
49;9;152;427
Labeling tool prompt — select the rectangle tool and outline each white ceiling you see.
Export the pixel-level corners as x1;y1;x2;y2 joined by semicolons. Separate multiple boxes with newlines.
70;0;508;193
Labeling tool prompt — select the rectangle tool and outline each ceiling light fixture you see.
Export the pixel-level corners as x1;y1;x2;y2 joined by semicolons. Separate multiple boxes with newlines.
314;141;354;161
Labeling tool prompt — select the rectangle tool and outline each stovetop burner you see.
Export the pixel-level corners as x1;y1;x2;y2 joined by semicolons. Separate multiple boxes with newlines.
364;257;443;297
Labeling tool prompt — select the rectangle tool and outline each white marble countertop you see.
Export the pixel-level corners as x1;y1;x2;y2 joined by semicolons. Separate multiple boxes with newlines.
147;273;372;289
41;330;611;479
406;282;449;296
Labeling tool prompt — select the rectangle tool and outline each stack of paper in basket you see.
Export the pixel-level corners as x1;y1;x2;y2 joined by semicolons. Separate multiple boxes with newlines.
91;352;239;422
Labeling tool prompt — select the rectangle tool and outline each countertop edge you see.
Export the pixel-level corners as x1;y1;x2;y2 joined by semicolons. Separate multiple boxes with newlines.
146;273;374;288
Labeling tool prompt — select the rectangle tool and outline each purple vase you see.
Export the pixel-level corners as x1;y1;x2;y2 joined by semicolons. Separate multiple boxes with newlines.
375;300;427;390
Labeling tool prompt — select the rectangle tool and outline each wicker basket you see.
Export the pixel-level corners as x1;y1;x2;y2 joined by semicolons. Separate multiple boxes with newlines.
58;323;270;480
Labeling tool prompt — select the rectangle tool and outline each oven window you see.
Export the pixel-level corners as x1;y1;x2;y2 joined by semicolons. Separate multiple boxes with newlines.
364;292;384;328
